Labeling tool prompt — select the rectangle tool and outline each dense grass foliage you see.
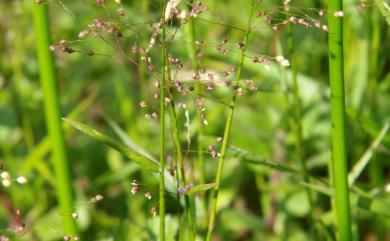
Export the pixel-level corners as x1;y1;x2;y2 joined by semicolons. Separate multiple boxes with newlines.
0;0;390;241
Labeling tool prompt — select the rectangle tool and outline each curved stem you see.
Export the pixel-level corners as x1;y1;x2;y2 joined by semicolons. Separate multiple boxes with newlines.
205;2;255;240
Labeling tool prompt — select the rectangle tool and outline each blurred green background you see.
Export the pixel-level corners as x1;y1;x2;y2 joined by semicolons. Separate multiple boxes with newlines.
0;0;389;240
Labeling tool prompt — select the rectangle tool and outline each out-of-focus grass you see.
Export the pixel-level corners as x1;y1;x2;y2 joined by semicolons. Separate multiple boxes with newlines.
0;0;389;241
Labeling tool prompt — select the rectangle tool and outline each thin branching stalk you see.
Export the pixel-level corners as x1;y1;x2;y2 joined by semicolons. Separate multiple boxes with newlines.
327;1;352;240
159;1;168;240
184;0;207;226
205;1;255;240
166;53;196;241
31;1;77;236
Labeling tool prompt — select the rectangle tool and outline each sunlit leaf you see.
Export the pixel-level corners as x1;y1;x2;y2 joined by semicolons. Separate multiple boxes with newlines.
63;118;159;172
186;183;216;195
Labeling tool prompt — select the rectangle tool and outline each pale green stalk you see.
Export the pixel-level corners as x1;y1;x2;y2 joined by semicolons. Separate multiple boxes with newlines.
205;2;255;240
159;1;168;240
32;1;77;236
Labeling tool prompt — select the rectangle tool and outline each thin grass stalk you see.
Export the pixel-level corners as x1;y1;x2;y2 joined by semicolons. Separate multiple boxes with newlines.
31;2;77;236
255;174;271;219
205;2;255;240
159;1;168;240
286;21;316;233
327;1;352;240
166;54;196;241
184;0;207;226
185;1;204;184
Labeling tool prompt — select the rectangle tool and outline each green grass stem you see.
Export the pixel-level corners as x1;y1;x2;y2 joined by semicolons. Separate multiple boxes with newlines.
205;2;255;240
31;1;77;236
327;0;352;240
159;1;168;240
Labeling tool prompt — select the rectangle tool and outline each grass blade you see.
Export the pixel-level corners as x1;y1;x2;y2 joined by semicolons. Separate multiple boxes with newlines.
229;146;302;175
63;118;159;172
302;182;390;217
348;122;389;185
378;1;390;26
104;116;158;163
186;183;217;195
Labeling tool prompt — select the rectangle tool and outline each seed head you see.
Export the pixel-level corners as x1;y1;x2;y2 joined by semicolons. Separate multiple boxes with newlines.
90;194;104;203
116;8;125;16
145;192;152;200
334;11;344;17
357;3;366;12
16;176;28;184
151;206;157;217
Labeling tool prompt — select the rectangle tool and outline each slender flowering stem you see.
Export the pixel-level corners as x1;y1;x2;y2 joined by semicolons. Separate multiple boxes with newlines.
327;0;352;240
159;1;168;240
32;1;77;236
166;53;196;241
205;1;255;240
185;0;207;226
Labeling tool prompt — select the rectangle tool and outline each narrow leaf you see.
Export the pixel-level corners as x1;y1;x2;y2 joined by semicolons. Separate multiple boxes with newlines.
63;118;159;172
302;182;390;217
229;146;301;174
348;122;389;185
378;1;390;26
104;116;158;162
186;183;216;195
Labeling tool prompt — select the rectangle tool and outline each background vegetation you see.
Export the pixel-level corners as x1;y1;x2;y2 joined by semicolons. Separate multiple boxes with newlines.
0;0;389;240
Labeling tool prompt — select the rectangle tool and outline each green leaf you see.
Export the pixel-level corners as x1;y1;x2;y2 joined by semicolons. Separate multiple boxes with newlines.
63;118;159;172
302;182;390;217
348;122;389;185
378;1;390;26
186;183;216;195
104;116;158;163
229;146;302;174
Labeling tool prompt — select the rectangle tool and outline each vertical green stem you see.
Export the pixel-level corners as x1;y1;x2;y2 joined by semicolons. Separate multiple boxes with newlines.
327;1;352;240
159;1;168;240
31;1;77;236
205;2;255;240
